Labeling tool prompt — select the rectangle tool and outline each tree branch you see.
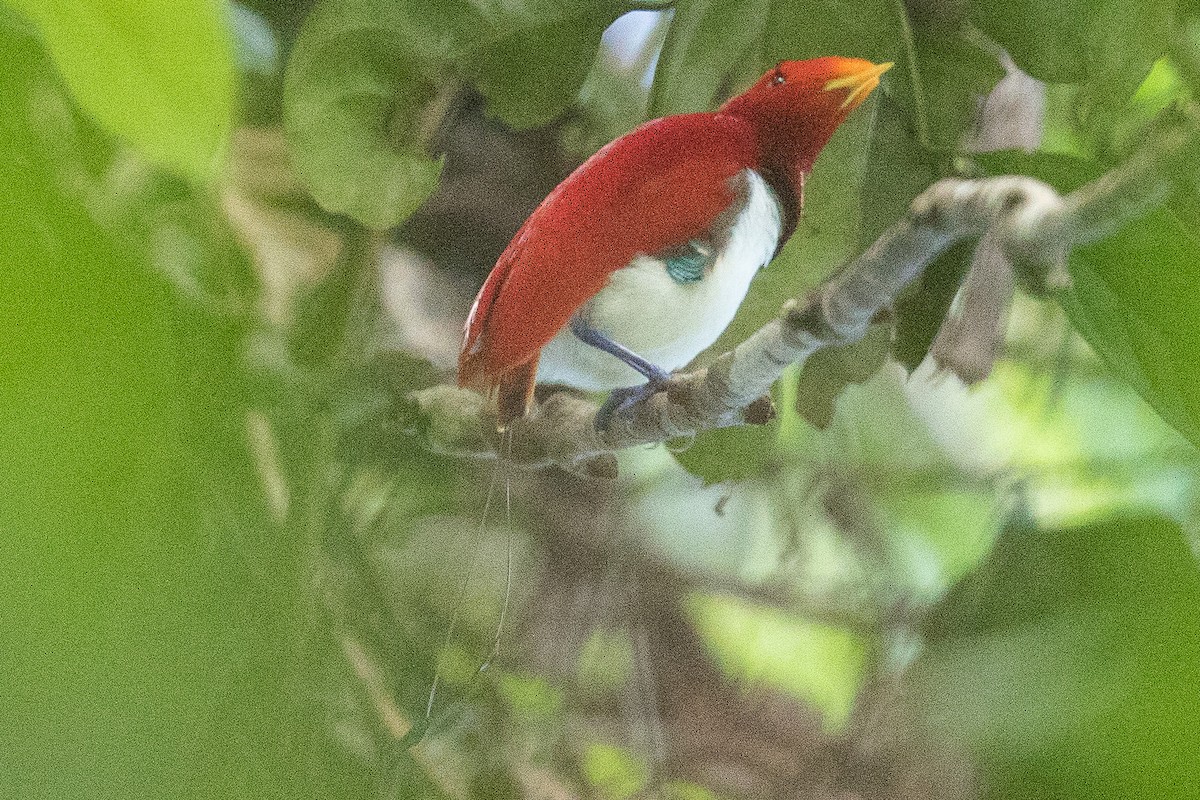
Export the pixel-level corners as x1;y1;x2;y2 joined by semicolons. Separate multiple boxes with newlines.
405;107;1200;470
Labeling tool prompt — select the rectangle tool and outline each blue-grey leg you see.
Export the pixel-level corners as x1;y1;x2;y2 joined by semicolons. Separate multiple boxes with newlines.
569;317;670;429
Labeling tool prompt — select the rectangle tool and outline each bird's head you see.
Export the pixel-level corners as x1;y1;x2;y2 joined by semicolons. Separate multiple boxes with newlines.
719;56;892;183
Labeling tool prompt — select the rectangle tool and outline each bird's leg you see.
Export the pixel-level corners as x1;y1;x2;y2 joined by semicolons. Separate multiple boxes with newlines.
569;317;670;429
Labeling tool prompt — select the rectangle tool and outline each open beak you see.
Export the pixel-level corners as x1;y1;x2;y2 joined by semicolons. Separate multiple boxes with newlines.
824;61;893;110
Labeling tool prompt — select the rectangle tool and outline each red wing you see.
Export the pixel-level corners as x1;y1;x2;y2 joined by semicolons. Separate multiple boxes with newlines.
458;112;760;397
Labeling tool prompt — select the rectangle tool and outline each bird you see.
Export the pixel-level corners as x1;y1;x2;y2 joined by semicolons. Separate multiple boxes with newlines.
458;56;892;429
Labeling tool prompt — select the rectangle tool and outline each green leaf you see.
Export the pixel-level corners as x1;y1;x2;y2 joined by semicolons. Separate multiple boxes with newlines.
7;0;235;182
1066;209;1200;447
468;0;621;130
858;91;975;370
967;0;1092;83
671;419;781;485
583;744;650;800
911;29;1006;151
763;0;898;64
794;322;891;429
648;0;770;117
892;240;974;371
968;0;1176;126
283;0;462;228
914;512;1200;799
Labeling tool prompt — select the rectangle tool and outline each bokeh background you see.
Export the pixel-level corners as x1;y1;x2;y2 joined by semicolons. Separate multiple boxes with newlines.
3;1;1200;798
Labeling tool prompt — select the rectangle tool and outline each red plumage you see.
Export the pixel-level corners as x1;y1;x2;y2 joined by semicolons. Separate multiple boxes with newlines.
459;113;759;404
458;56;890;424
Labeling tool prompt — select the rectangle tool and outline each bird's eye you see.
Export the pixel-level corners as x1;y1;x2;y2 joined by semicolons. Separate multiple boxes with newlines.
771;71;786;86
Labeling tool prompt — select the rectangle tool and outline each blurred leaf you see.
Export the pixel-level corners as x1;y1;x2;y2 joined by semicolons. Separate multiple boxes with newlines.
689;594;869;731
648;0;769;117
288;226;370;371
912;29;1006;151
570;32;658;151
576;628;635;695
892;241;974;371
763;0;898;64
794;321;891;429
7;0;235;182
468;0;621;130
583;743;650;800
967;0;1091;83
968;0;1175;126
664;781;721;800
859;91;975;371
283;0;460;228
818;365;1002;598
1067;212;1200;447
671;419;780;485
861;89;938;240
497;671;564;717
914;512;1200;799
0;11;359;797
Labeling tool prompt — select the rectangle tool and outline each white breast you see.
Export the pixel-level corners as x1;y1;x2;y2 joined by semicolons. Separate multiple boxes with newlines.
537;168;782;391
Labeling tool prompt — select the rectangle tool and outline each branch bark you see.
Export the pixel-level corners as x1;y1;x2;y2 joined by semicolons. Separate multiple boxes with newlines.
405;106;1200;470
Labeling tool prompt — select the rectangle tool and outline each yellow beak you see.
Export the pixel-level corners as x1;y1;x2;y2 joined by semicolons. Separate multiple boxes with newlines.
823;61;893;109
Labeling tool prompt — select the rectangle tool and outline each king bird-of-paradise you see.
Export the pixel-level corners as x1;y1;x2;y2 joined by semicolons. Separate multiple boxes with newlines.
458;56;892;429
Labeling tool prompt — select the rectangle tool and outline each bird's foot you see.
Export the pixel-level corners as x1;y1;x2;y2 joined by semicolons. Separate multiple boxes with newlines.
595;373;670;432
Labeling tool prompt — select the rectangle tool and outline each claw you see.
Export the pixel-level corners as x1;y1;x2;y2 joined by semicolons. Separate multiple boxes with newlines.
594;378;668;431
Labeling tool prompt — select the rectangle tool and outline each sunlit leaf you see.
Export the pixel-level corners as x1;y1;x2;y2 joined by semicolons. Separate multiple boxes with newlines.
689;594;869;731
7;0;235;181
0;13;358;797
583;743;650;800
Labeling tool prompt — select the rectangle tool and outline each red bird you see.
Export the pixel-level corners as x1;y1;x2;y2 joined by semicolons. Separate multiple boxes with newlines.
459;57;891;428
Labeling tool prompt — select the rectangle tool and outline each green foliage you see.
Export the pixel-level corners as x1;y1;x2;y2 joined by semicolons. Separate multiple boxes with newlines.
283;0;451;228
583;743;650;800
649;0;770;116
671;419;781;485
968;0;1175;113
576;628;635;694
6;0;235;182
282;0;630;229
891;241;974;370
1069;209;1200;447
468;0;626;129
0;10;341;798
794;322;891;428
914;512;1200;799
8;1;1200;798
